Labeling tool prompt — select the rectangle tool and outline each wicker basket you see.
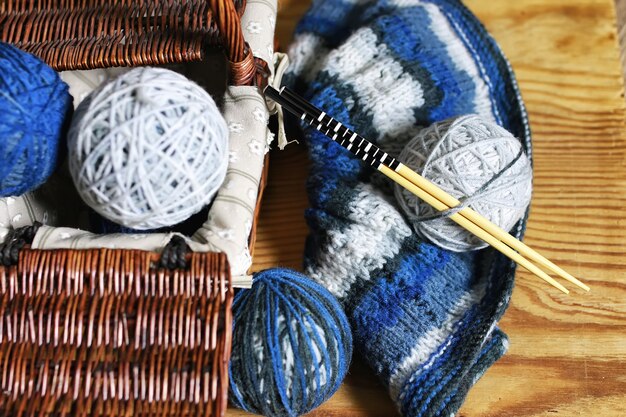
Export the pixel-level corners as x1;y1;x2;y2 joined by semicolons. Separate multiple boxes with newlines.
0;249;233;416
0;1;269;415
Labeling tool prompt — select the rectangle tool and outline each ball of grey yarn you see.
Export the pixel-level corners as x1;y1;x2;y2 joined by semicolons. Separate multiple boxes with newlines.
394;115;532;252
68;67;229;230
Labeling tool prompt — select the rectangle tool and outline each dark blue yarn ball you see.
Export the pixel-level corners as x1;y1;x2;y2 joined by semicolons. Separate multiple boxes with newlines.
0;42;72;197
229;268;353;417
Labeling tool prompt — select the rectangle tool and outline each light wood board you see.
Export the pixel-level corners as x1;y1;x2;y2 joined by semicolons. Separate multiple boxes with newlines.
231;0;626;416
616;0;626;80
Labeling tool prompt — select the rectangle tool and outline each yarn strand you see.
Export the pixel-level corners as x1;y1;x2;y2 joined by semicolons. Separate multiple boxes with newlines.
395;115;533;251
229;269;352;417
0;42;72;197
413;147;525;222
68;67;228;230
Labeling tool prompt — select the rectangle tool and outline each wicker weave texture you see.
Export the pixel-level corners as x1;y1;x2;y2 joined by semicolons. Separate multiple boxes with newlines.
0;249;234;416
0;0;253;81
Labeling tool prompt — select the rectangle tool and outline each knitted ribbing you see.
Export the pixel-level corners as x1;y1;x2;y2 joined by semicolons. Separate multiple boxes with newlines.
287;0;531;416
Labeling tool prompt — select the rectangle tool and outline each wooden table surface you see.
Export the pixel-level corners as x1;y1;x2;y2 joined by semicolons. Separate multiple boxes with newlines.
234;1;626;416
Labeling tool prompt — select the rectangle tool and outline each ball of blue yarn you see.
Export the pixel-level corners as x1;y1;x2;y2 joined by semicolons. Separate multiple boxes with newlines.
0;42;72;197
229;268;353;417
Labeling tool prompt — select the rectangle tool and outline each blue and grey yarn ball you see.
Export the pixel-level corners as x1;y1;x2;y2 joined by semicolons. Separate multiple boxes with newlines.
229;268;353;417
0;42;72;197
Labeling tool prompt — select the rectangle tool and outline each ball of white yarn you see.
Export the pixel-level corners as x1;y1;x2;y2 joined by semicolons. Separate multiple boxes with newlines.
394;115;532;252
68;67;229;230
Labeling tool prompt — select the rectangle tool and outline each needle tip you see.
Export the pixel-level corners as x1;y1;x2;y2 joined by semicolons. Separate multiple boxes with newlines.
563;273;590;292
550;279;570;294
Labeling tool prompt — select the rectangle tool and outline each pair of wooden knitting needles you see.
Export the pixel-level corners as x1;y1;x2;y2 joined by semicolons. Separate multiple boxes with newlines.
264;85;589;294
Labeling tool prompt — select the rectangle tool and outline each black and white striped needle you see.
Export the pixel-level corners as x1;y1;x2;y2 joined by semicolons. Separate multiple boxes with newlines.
262;84;588;294
265;86;400;171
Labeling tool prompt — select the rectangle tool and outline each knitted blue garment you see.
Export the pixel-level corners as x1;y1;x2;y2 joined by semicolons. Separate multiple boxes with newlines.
286;0;532;416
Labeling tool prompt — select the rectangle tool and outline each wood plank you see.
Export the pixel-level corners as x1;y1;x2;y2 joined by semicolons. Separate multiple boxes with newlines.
232;1;626;416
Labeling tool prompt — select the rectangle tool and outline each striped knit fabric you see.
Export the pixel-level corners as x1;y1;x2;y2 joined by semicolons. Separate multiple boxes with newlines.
286;1;531;416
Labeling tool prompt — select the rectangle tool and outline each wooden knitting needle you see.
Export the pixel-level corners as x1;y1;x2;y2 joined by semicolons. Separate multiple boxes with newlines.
381;164;568;293
274;87;586;292
279;86;587;292
265;85;588;294
394;165;589;291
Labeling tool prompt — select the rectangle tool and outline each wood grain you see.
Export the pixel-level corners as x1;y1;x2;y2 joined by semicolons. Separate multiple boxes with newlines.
614;0;626;81
233;0;626;416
